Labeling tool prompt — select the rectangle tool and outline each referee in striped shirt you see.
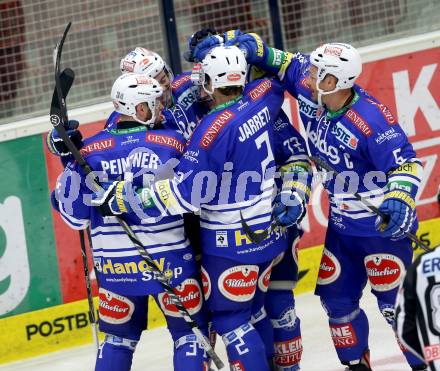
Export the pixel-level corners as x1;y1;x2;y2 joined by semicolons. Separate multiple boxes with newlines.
395;248;440;371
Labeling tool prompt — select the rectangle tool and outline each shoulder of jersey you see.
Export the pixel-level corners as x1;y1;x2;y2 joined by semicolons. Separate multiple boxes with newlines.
80;130;115;157
145;127;186;155
243;77;281;103
171;71;192;94
193;107;237;150
340;86;398;138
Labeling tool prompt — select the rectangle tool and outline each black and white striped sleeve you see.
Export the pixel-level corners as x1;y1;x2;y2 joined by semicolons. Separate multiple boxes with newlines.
395;254;426;363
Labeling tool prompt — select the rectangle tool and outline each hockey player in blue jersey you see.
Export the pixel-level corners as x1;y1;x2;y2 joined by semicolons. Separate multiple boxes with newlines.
93;45;312;371
54;74;209;371
193;32;428;370
186;31;311;370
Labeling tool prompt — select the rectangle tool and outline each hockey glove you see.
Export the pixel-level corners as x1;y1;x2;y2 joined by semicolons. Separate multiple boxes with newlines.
184;27;220;62
375;160;422;240
273;161;312;227
273;191;306;227
191;34;225;63
46;119;83;157
91;181;155;217
375;191;417;240
224;32;268;65
223;29;244;44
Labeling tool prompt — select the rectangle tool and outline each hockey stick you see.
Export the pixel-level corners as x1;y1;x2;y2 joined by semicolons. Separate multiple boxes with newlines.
310;156;433;252
240;210;282;244
79;229;100;350
49;49;100;350
50;23;224;369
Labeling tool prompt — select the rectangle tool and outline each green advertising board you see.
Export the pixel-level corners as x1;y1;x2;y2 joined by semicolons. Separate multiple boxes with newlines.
0;135;61;318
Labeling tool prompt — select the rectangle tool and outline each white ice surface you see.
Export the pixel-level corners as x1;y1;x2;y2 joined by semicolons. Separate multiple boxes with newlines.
0;291;410;371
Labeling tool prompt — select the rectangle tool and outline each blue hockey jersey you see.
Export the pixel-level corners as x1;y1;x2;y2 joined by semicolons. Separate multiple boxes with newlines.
146;77;306;263
277;53;422;236
55;122;198;296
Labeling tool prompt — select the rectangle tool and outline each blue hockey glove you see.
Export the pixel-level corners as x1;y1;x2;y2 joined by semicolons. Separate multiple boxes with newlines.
273;191;306;227
224;32;268;65
184;27;220;62
91;181;155;217
223;29;244;44
191;34;224;62
46;119;83;157
375;191;417;240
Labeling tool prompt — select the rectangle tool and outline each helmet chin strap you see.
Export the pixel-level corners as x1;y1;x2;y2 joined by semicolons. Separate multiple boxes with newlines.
132;104;157;128
201;83;215;103
315;80;339;107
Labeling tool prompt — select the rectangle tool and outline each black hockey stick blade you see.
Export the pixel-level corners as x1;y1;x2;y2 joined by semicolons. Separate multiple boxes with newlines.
53;22;71;72
240;211;278;244
50;68;74;122
52;22;72;128
310;155;433;252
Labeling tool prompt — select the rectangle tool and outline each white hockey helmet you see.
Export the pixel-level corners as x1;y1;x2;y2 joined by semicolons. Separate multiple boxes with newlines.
111;73;163;127
120;47;174;82
309;42;362;98
201;45;247;95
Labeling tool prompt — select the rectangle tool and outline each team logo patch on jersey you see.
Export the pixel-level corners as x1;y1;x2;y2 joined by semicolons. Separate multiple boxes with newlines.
200;110;235;148
216;231;228;247
274;337;303;367
258;263;272;293
230;360;245;371
218;265;259;302
94;257;102;272
364;254;404;291
345;109;372;137
331;121;358;149
317;249;341;285
98;288;134;324
330;323;358;348
158;278;202;317
201;266;211;300
249;79;272;101
80;138;115;156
